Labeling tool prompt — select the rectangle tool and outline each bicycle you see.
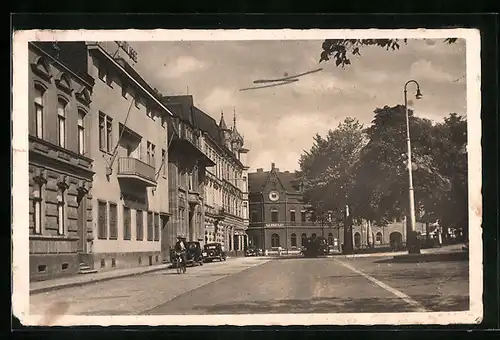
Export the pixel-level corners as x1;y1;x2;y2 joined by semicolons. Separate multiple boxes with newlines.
175;252;186;274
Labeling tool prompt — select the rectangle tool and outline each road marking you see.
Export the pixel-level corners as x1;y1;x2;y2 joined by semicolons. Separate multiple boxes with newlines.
334;258;429;312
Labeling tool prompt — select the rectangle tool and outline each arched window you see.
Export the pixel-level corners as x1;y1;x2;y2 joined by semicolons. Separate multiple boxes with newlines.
354;232;361;248
77;109;86;155
301;233;307;246
271;233;280;248
57;98;68;148
376;232;383;244
57;187;66;235
290;233;297;247
34;85;45;139
328;233;334;245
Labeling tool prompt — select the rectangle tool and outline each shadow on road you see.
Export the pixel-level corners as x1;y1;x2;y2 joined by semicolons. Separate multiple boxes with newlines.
170;294;469;315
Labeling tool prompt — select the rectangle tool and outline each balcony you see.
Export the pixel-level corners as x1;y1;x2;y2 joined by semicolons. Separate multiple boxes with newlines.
117;157;157;187
170;125;216;167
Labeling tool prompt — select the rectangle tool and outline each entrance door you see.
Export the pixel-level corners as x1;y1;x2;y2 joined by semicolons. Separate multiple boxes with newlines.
161;215;170;261
77;194;86;253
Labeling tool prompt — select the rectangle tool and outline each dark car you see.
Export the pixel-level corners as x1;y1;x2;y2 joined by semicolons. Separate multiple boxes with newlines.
245;247;258;257
186;241;204;266
301;236;329;258
203;243;227;262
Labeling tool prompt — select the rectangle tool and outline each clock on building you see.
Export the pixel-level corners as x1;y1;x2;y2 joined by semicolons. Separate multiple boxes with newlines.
269;191;280;202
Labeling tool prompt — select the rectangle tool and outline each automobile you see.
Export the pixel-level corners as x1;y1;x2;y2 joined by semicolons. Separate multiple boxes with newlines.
203;242;227;262
186;241;204;266
245;247;258;257
301;236;329;258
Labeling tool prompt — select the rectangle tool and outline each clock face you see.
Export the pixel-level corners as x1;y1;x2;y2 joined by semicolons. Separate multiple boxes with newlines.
269;191;279;202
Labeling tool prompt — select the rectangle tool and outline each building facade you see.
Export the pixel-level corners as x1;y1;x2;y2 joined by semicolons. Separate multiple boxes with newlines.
247;163;338;251
28;42;95;281
84;41;172;271
201;112;249;255
161;95;215;261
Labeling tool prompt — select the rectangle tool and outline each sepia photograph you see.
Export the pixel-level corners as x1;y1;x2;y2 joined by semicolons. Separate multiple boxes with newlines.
12;29;482;326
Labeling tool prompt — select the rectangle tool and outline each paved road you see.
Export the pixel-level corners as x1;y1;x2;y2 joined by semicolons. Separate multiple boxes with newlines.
30;256;468;316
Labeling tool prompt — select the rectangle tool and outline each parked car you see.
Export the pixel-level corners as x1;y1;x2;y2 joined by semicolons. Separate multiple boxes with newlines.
245;247;258;257
186;241;204;266
301;236;328;258
203;243;227;262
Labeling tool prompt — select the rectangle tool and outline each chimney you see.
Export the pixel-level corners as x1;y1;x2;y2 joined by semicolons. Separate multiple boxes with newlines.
271;162;275;170
257;168;263;172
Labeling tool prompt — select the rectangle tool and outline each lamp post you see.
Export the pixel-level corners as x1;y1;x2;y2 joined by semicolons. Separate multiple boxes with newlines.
404;79;423;254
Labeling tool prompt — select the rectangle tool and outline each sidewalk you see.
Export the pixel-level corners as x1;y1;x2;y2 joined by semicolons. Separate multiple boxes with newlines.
30;263;168;295
328;244;466;260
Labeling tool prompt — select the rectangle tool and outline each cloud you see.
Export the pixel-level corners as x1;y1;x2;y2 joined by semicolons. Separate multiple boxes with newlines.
163;56;207;78
409;59;454;82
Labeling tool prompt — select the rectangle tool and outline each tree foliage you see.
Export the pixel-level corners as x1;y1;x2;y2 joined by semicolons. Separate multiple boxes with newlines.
319;38;458;67
299;106;468;236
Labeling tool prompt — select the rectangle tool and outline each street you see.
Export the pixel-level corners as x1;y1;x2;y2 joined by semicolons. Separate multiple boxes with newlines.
30;256;469;316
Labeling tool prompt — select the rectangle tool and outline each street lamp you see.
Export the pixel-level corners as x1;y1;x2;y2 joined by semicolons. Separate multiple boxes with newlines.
404;79;422;254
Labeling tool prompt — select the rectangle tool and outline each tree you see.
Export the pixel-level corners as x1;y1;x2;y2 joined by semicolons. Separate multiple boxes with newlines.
319;38;458;67
299;117;366;222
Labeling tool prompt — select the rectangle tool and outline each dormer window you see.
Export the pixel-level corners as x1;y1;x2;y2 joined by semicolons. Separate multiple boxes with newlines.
31;57;52;81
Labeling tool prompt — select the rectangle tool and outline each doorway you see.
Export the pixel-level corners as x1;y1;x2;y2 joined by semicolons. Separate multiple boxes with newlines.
77;194;86;253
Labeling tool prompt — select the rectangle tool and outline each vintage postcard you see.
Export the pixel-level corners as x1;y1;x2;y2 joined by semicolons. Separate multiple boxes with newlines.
12;28;482;326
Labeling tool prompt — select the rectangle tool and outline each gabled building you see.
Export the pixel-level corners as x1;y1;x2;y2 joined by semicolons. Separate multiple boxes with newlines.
247;163;337;251
28;42;95;281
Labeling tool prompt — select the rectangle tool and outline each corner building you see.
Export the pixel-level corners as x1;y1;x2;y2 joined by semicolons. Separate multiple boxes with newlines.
28;42;95;281
85;41;172;271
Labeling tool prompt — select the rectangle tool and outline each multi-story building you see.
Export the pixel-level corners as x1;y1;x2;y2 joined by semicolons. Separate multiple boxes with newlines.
28;42;95;281
247;163;337;251
84;41;172;271
200;111;249;255
160;95;215;261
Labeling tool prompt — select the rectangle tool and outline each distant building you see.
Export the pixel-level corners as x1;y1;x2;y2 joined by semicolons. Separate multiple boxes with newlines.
247;163;337;251
28;42;95;281
200;111;250;254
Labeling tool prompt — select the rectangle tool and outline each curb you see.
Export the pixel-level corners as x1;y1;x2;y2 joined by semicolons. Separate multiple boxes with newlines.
30;265;169;295
391;251;468;263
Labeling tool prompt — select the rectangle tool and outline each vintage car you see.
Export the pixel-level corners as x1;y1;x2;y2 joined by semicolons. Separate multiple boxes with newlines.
203;242;227;262
301;236;329;258
185;241;204;266
245;247;258;257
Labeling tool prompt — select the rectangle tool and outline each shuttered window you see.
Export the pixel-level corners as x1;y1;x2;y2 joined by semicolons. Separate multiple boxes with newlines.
123;206;131;240
109;203;117;239
97;201;107;239
154;213;160;241
147;212;153;241
136;210;144;240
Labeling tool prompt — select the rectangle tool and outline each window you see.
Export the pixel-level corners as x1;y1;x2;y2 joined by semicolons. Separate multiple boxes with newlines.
98;66;112;86
97;201;107;239
242;177;247;191
77;110;86;155
301;211;306;223
123;206;131;240
376;232;383;244
271;210;278;222
290;210;296;223
271;233;280;248
136;210;144;240
188;171;194;191
146;106;152;118
109;203;117;239
99;112;113;152
147;141;155;166
34;85;44;138
290;233;297;247
57;188;66;235
122;83;128;98
147;212;153;241
57;99;67;148
301;233;307;246
311;233;317;238
32;183;43;234
161;149;166;176
328;233;334;245
251;210;258;222
154;213;160;241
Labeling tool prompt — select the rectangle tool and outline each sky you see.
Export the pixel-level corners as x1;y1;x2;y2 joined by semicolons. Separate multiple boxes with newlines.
130;38;466;172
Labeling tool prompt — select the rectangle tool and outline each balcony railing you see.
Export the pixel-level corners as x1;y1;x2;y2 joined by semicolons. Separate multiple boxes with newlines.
117;157;157;187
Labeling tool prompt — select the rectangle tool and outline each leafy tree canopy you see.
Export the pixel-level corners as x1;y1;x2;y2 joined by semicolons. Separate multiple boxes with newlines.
319;38;458;67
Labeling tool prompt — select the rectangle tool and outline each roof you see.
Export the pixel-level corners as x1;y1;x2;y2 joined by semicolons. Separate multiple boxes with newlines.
193;106;222;144
30;42;94;86
162;95;195;124
248;169;302;194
